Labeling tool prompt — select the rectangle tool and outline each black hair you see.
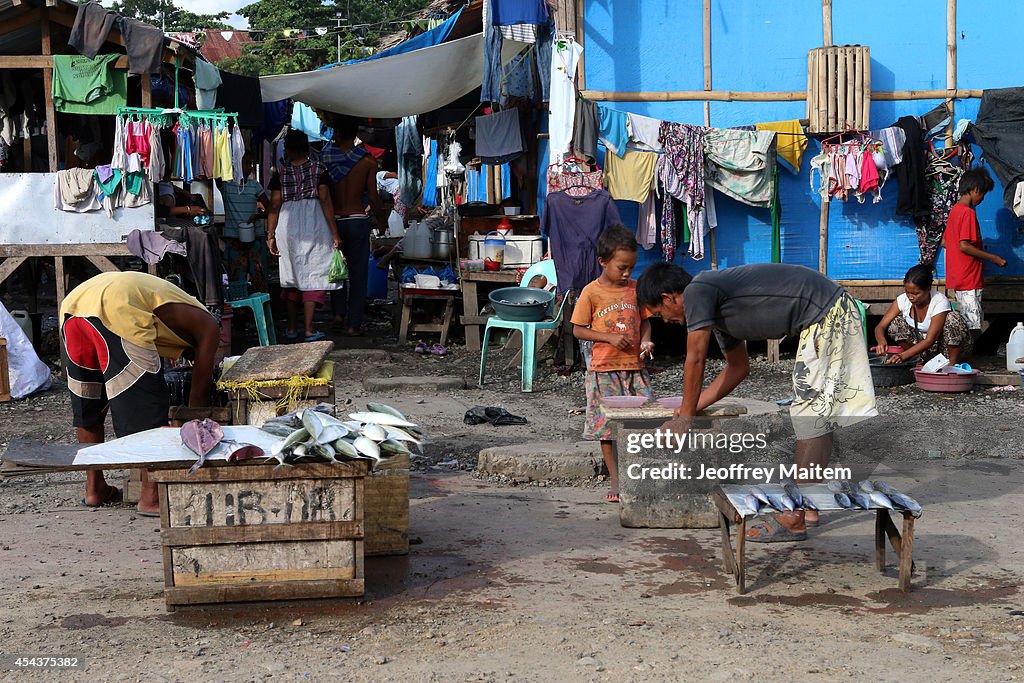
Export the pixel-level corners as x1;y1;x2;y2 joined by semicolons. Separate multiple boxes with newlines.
334;115;361;140
284;129;309;157
636;261;693;308
904;263;934;291
959;167;995;196
597;224;637;261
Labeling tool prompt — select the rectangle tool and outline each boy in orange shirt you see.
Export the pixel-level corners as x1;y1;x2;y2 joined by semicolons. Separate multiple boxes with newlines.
943;168;1006;333
571;225;653;503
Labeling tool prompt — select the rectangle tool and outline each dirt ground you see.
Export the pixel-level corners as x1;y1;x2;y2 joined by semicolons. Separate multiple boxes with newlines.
2;315;1024;681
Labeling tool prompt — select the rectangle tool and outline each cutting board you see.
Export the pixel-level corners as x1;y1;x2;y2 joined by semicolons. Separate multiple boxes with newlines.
219;340;334;383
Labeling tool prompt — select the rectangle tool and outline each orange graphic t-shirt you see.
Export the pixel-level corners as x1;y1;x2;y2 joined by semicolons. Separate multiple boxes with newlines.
570;279;649;372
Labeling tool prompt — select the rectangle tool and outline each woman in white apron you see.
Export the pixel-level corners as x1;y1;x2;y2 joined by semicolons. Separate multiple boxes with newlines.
267;130;342;341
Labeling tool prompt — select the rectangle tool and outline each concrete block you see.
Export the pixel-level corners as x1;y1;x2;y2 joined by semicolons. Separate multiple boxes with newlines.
477;441;603;481
362;376;466;392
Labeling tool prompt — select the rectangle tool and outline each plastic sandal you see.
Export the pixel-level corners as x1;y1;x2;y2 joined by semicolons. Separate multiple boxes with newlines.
606;491;620;503
80;486;123;508
414;341;428;354
304;331;326;342
745;515;807;543
429;343;448;356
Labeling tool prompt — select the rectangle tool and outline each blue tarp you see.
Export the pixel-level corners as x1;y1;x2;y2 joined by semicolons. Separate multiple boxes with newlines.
318;9;463;71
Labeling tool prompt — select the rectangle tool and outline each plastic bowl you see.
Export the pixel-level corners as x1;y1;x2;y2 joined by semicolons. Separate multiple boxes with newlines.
868;354;917;387
488;287;553;322
600;395;649;408
657;396;683;408
913;368;979;393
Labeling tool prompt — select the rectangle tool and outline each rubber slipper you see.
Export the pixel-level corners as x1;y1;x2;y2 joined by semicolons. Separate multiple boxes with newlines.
429;343;448;356
304;331;326;342
414;341;428;354
284;330;299;341
745;515;807;543
80;486;123;508
136;509;161;518
606;491;620;503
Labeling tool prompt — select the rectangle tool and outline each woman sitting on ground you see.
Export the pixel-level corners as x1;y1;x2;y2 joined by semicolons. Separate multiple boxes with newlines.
873;263;972;365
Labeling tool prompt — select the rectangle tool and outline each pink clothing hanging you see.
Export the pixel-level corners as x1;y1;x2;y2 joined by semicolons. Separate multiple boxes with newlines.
124;120;151;167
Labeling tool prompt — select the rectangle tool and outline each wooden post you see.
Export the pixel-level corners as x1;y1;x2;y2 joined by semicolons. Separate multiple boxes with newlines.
946;0;957;147
703;0;717;269
818;200;829;275
141;69;152;109
822;0;832;46
574;0;585;91
40;11;57;172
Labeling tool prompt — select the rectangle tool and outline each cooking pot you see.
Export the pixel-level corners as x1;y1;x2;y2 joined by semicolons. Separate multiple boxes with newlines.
431;227;454;260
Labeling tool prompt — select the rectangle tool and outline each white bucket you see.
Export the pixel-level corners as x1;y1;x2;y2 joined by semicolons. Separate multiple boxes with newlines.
238;222;256;243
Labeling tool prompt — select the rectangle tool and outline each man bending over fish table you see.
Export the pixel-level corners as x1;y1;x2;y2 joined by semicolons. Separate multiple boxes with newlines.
637;263;878;542
60;272;221;516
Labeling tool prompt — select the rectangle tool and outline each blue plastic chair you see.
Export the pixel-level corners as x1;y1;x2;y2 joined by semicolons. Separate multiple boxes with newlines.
225;280;276;346
478;259;567;392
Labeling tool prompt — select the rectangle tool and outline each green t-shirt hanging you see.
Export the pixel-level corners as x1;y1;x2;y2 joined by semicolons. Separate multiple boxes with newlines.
52;54;127;115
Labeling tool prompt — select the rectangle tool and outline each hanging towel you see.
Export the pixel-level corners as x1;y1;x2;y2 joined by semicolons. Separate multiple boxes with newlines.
291;103;329;142
703;128;776;207
754;120;808;174
395;116;423;207
572;99;599;164
603;150;658;202
627;113;663;152
475;108;525;165
597;105;629;158
194;59;222;111
56;168;97;206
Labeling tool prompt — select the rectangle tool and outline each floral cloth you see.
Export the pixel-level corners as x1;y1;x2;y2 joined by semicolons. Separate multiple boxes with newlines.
583;369;652;441
915;159;962;264
657;121;706;262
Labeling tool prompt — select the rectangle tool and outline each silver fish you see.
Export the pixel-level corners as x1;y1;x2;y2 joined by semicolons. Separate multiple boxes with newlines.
741;493;761;516
802;496;819;511
301;410;325;442
826;480;844;493
260;423;297;438
768;493;796;512
851;492;872;510
317;424;349;444
868;491;895;510
783;482;803;507
360;423;387;442
889;492;923;517
348;411;417;428
332;438;359;459
353;436;381;459
873;481;899;497
385;427;422;445
379;439;410;456
367;402;407;421
272;427;310;456
834;492;853;508
749;486;771;505
858;480;876;493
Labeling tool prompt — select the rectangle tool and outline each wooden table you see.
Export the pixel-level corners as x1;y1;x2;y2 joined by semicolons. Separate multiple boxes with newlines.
712;484;917;594
398;290;457;346
459;270;521;351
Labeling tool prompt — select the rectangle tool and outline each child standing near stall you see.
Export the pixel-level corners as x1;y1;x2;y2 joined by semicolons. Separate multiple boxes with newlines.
571;225;653;503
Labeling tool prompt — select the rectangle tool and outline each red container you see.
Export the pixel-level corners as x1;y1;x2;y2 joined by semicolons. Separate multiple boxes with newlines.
913;368;979;393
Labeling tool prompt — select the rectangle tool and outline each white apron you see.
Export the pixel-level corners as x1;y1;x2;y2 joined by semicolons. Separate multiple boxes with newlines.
277;198;341;291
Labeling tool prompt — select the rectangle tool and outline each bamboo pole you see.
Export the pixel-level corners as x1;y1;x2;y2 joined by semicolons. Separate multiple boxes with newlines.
946;0;957;147
806;50;814;122
815;49;827;131
575;0;585;91
579;88;982;103
703;0;716;269
40;10;57;172
826;47;836;132
822;0;832;46
845;46;856;129
862;47;872;127
854;47;864;129
836;47;846;128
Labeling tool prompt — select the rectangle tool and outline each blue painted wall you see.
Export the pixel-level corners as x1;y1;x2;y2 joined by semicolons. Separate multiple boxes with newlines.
573;0;1024;280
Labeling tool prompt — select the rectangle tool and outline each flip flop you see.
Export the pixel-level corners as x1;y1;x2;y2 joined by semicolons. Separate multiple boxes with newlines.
80;486;123;508
284;330;299;341
414;341;428;354
429;343;448;356
745;515;807;543
304;331;326;342
606;491;620;503
136;509;161;518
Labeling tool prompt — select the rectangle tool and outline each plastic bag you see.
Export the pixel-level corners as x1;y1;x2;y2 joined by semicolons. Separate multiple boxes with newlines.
328;249;349;283
0;303;52;399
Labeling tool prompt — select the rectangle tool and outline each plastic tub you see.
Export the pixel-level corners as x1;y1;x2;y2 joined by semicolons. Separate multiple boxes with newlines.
488;287;553;322
913;368;979;393
600;396;649;408
869;354;917;387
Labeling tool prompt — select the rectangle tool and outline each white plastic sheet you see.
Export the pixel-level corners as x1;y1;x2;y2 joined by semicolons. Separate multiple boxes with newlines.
0;303;52;399
73;426;280;466
260;34;526;118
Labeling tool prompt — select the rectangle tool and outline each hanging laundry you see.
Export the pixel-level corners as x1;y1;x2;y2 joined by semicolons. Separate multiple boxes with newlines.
548;35;583;164
637;192;657;250
703;128;776;208
148;122;165;182
475;108;525;165
754;120;807;174
126;229;187;264
867;126;906;169
55;169;103;212
194;58;222;111
503;52;536;100
858;150;881;201
422;139;440;209
0;72;18;145
117;17;165;75
124;118;151;166
541;188;622;294
52;55;127;115
395;116;423;207
259;100;291;143
214;124;233;182
480;0;503;103
230;125;245;183
915;156;962;264
658;121;707;261
918;103;952;139
199;124;214;179
68;1;117;58
971;87;1024;212
500;24;537;43
94;165;124;217
217;71;264;128
492;0;549;25
597;106;629;158
627;113;662;153
893;116;931;218
603;150;657;203
290;102;329;142
809;150;833;202
571;99;598;164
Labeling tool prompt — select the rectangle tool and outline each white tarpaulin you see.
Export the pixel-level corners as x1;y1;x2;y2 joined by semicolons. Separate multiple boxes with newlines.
73;426;280;466
260;34;526;118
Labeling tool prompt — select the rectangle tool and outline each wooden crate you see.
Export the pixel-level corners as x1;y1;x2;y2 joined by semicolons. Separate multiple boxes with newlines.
365;454;410;556
224;361;335;425
150;461;367;609
0;338;9;402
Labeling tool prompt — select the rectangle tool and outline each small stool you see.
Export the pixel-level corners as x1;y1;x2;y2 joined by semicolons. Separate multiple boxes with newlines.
225;281;276;346
398;293;456;346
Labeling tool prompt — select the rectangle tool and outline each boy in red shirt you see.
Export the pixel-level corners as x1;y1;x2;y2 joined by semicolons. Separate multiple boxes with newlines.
943;168;1005;333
